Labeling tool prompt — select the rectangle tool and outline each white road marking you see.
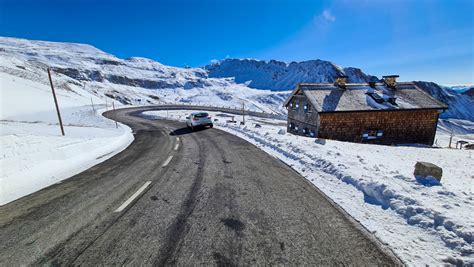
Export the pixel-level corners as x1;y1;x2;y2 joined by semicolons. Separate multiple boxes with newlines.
162;155;173;167
176;137;180;142
174;143;179;151
114;181;151;213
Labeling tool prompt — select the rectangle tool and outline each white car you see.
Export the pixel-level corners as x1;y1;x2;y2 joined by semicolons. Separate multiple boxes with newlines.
186;112;213;130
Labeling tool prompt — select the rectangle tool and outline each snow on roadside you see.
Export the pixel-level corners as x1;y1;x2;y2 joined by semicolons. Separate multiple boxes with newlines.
0;73;134;205
144;109;474;266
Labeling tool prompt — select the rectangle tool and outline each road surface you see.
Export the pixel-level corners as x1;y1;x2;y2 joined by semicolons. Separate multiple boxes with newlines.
0;106;400;265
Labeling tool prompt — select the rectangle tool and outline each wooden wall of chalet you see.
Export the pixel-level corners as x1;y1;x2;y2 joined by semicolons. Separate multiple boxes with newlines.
318;109;439;145
286;93;320;135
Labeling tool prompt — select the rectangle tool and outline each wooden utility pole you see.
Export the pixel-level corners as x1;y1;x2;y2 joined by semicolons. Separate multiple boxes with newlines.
47;68;65;136
242;101;245;125
84;83;96;114
90;97;96;114
448;130;453;148
112;102;118;128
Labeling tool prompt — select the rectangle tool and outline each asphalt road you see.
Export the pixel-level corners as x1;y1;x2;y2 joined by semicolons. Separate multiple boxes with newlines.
0;106;400;265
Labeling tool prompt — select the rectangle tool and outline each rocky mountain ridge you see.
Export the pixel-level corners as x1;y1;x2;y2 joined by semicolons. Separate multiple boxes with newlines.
205;58;376;91
1;37;471;120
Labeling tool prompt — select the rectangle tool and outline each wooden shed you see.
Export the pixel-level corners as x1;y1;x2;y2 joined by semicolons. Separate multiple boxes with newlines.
283;76;448;145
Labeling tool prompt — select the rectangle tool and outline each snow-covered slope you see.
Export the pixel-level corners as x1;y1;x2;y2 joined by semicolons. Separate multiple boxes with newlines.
0;37;287;114
415;82;474;121
0;71;134;205
2;37;471;121
205;58;376;91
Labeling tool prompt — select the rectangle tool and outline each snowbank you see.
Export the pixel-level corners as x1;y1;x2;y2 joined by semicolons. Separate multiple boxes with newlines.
0;73;134;205
145;109;474;266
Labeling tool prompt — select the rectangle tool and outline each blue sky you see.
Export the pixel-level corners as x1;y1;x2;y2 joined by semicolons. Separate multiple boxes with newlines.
0;0;472;84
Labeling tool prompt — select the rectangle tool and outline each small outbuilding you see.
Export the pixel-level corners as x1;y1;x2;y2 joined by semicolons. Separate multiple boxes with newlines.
283;75;448;145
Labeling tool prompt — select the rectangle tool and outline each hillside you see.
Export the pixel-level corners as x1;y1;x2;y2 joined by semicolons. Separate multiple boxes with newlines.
2;37;471;122
0;37;288;116
414;82;474;121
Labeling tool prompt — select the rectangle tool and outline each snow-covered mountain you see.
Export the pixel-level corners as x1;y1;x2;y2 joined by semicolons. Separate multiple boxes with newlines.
1;37;472;121
414;82;474;121
205;58;376;91
205;58;473;121
0;37;289;115
0;37;211;89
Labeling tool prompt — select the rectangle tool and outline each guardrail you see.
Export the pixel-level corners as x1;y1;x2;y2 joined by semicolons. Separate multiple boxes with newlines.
106;104;287;120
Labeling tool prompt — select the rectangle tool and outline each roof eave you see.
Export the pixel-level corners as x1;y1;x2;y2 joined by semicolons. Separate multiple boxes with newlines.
283;84;302;107
317;107;448;114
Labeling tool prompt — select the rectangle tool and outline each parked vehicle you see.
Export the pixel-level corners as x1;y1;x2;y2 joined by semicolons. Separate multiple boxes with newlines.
186;112;213;130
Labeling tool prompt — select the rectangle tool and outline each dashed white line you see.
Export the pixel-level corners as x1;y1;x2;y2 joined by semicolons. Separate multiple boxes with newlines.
114;181;151;213
174;143;179;151
176;137;180;142
162;155;173;167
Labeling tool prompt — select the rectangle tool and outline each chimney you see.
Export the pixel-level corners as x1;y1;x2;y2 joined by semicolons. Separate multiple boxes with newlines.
382;75;399;88
334;75;348;89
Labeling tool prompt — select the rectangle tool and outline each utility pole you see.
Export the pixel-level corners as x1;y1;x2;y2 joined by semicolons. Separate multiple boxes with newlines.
90;97;96;114
242;101;245;125
47;68;65;136
448;130;455;148
112;102;118;128
85;82;96;115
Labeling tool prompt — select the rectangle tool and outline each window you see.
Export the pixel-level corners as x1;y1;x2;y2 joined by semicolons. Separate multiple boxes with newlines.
304;103;312;113
368;130;377;138
387;97;397;105
292;100;299;110
289;122;300;132
194;112;209;118
289;101;293;108
367;92;384;103
303;127;316;137
362;130;384;140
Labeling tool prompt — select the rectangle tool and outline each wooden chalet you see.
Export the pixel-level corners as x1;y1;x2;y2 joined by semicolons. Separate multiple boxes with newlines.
283;75;448;145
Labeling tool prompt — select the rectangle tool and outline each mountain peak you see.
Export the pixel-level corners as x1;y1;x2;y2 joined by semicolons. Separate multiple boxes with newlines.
205;58;374;90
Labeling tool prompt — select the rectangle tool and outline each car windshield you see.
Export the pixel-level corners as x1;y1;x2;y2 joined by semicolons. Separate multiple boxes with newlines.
194;113;209;118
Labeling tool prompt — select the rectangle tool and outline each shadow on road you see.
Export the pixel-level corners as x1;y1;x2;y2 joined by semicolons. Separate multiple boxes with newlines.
169;127;209;136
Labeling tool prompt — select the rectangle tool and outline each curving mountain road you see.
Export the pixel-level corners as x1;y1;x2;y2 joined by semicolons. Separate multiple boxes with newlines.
0;106;400;265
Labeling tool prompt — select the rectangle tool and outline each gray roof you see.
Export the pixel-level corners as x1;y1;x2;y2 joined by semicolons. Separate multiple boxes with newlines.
284;82;448;112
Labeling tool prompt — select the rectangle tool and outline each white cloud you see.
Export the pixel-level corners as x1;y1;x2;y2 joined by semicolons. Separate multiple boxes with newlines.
314;9;336;28
322;10;336;22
